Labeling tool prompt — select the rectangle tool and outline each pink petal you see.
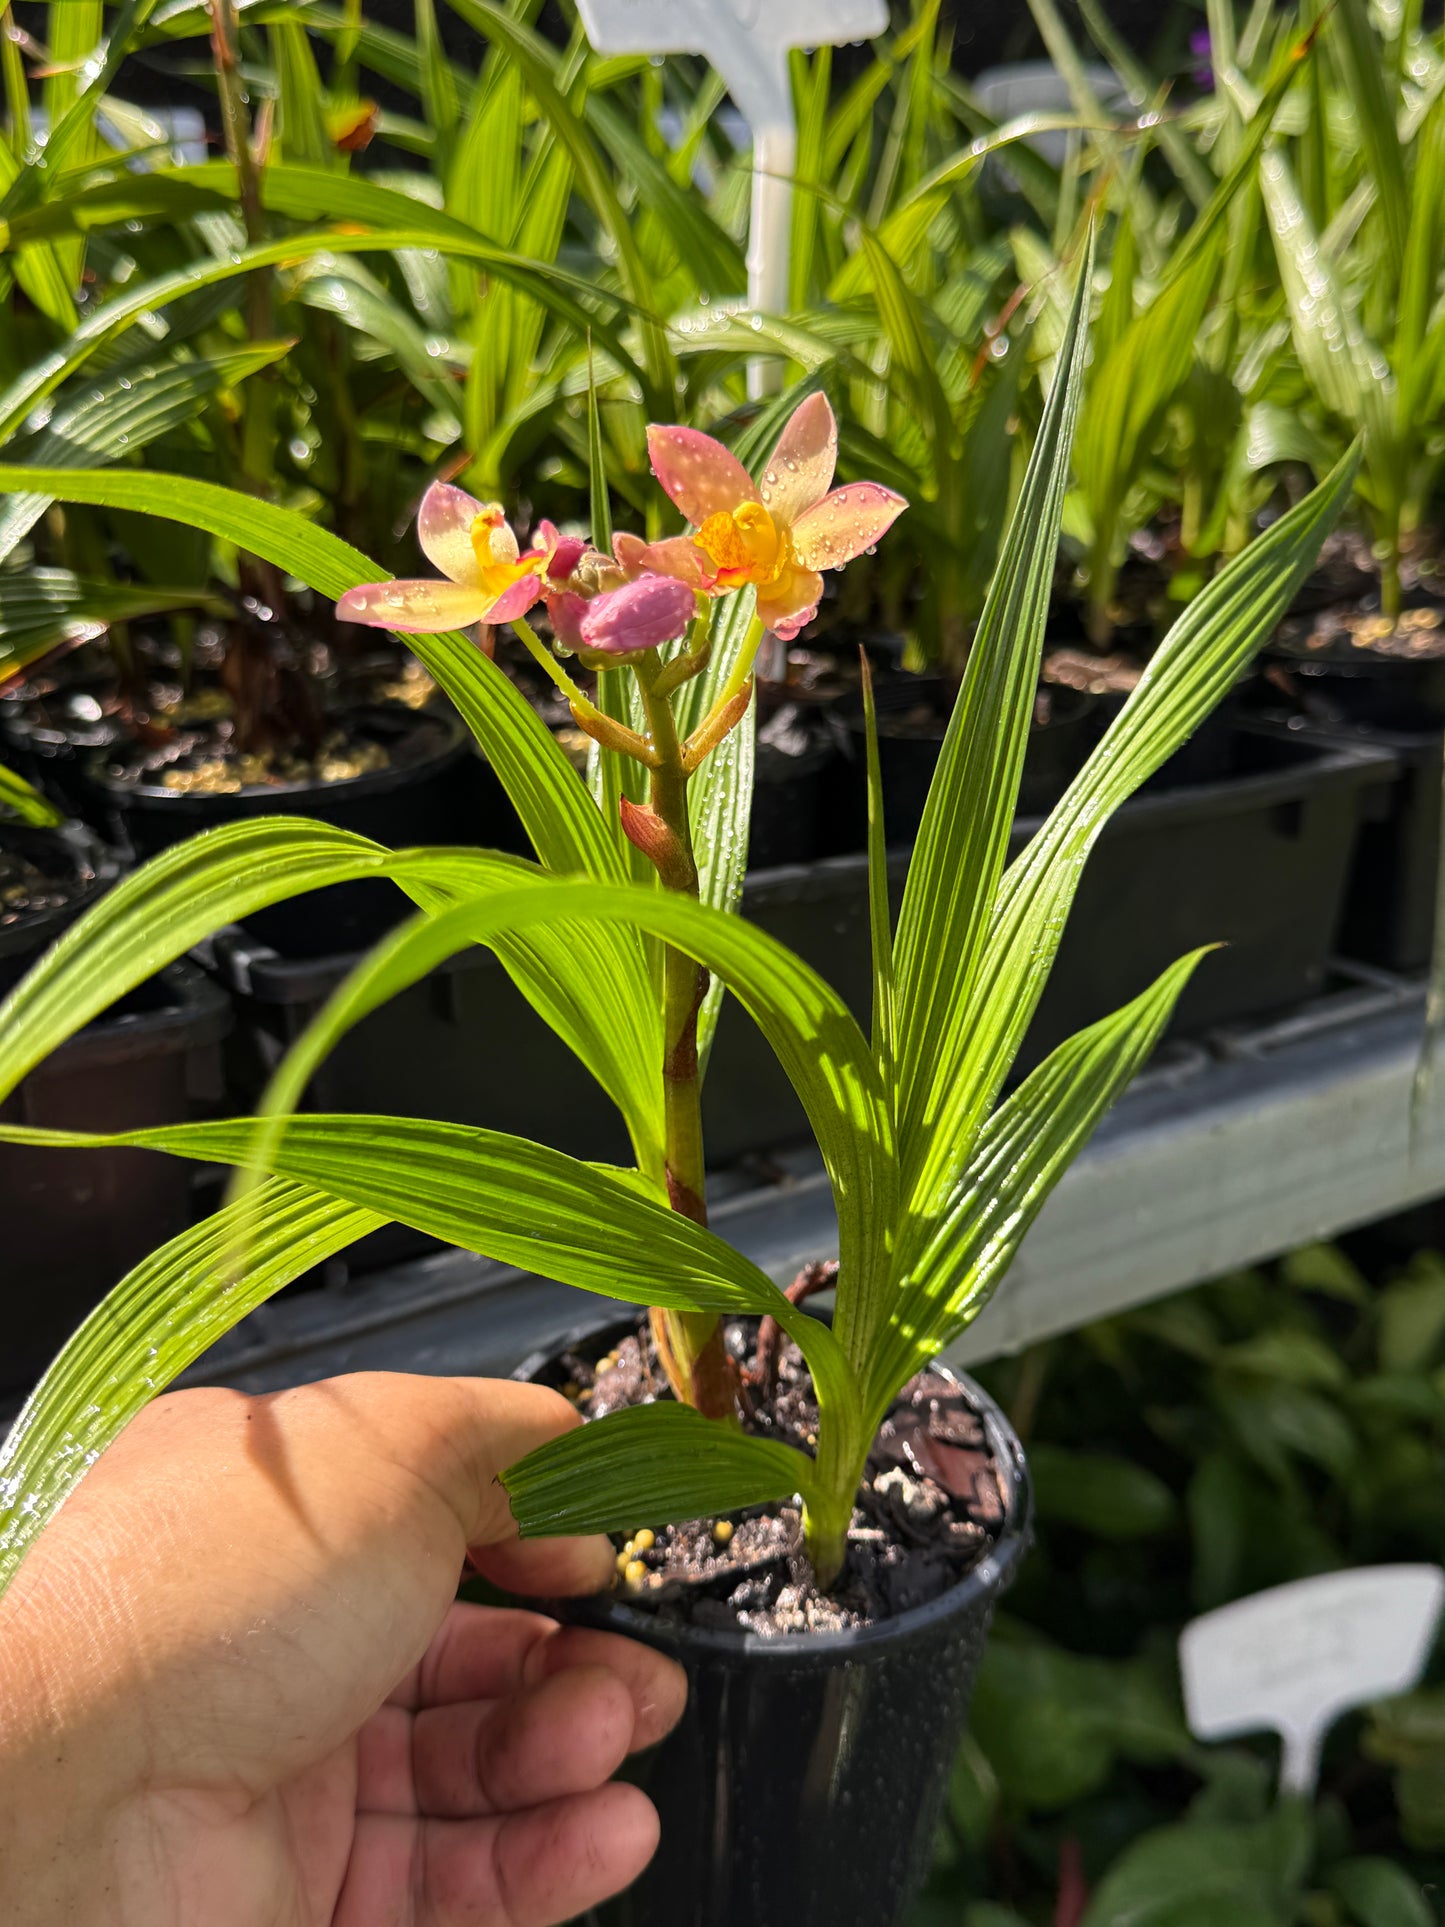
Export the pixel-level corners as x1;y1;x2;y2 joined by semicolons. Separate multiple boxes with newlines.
763;392;838;528
485;577;546;625
546;589;588;650
547;535;587;579
758;570;824;643
790;482;908;572
535;521;587;580
580;574;696;655
614;530;715;592
416;481;487;587
336;578;492;633
647;424;760;528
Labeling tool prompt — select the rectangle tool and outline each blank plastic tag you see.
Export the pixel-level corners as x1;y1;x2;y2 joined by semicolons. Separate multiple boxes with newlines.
1180;1565;1445;1796
574;0;887;58
576;0;887;334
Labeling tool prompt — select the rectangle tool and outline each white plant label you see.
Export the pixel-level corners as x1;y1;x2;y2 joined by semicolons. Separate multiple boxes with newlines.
574;0;887;59
576;0;888;331
1180;1565;1445;1797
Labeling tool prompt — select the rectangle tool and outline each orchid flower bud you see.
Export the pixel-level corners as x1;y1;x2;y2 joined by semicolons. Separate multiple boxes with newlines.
579;574;696;656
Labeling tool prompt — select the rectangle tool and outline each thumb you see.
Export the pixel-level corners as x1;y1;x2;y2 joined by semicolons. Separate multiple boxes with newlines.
340;1372;615;1598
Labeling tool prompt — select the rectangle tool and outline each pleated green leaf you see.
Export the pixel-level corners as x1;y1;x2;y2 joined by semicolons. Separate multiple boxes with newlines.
0;1110;854;1421
871;949;1212;1415
681;587;757;1066
0;1178;384;1599
0;820;667;1163
890;237;1093;1230
0;570;222;680
236;878;892;1334
902;443;1361;1228
503;1404;817;1540
0;214;636;445
0;463;624;883
0;343;293;556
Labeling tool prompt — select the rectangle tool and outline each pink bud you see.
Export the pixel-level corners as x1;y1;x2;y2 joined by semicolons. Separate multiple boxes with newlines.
539;522;587;580
579;574;695;655
546;589;588;651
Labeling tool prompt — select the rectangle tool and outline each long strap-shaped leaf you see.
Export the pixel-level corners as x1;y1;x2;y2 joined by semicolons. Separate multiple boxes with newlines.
0;821;664;1165
0;1178;385;1600
0;464;624;887
0;763;62;827
233;880;894;1341
0;1113;855;1423
901;445;1361;1227
0;343;292;562
868;947;1211;1417
0;221;636;446
890;236;1093;1203
503;1404;818;1540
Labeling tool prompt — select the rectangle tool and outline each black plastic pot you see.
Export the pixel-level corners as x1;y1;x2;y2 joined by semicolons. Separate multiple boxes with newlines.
1255;713;1441;973
834;675;1097;852
1265;609;1445;730
0;820;123;996
749;717;837;871
0;672;132;827
515;1317;1031;1927
0;960;231;1393
86;705;479;956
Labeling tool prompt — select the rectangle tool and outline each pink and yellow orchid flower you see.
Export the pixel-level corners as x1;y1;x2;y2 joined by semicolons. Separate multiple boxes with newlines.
645;393;907;641
336;481;583;633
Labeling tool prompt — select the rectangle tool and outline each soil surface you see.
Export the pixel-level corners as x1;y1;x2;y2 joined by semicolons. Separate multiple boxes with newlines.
1278;602;1445;662
99;715;395;795
548;1315;1006;1637
0;843;87;929
1043;646;1144;696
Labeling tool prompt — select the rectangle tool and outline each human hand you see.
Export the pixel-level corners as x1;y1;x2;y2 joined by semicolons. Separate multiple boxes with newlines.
0;1372;686;1925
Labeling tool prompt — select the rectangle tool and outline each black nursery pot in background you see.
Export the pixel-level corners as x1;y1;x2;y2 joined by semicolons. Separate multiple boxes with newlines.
515;1326;1031;1927
832;674;1096;853
0;961;231;1393
0;820;121;996
85;707;482;956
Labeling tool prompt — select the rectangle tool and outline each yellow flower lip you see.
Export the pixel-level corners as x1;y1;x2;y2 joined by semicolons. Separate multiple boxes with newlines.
695;502;789;587
470;507;531;600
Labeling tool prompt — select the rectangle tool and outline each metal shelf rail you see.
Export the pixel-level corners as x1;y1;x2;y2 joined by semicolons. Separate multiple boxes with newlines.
182;961;1445;1398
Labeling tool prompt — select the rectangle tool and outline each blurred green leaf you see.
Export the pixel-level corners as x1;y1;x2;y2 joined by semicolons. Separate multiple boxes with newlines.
1028;1445;1177;1539
1080;1804;1314;1927
1330;1857;1435;1927
1379;1259;1445;1373
969;1632;1189;1810
1279;1243;1372;1306
0;763;62;827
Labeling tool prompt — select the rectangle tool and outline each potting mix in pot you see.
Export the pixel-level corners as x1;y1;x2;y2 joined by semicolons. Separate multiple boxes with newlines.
0;232;1363;1923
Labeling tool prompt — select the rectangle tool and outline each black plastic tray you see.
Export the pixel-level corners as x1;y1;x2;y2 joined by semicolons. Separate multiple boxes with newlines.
1253;714;1441;974
198;727;1397;1247
0;962;232;1393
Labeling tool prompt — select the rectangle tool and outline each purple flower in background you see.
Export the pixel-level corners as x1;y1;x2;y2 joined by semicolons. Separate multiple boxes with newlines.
1190;26;1214;91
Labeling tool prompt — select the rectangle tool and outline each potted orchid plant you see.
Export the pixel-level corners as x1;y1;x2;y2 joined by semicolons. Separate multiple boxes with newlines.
0;251;1357;1925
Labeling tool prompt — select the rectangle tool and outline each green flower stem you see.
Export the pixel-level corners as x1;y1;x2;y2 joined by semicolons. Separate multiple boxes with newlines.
509;614;590;709
708;612;767;718
631;650;737;1423
652;601;714;697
